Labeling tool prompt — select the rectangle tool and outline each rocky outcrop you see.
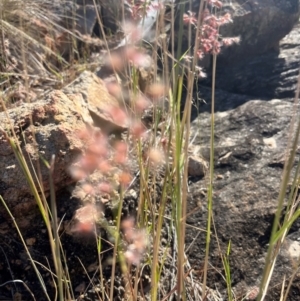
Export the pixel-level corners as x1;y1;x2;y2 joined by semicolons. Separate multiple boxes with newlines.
57;0;300;60
216;0;299;63
173;0;299;65
0;71;125;220
187;96;300;300
202;20;300;100
182;19;300;301
2;0;297;80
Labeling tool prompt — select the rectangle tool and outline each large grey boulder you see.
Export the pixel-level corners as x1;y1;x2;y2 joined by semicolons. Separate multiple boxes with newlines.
186;17;300;301
216;0;299;63
182;19;300;300
187;96;300;300
182;20;300;300
201;20;300;99
167;0;299;67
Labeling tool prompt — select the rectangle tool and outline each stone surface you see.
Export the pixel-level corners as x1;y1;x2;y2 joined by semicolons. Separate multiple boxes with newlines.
187;96;300;299
202;22;300;99
55;0;300;62
187;154;208;177
143;17;300;300
64;71;128;133
183;22;300;298
0;71;125;219
217;0;300;63
171;0;299;72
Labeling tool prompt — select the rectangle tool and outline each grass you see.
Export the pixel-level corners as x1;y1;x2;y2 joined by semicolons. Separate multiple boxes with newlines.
1;0;300;300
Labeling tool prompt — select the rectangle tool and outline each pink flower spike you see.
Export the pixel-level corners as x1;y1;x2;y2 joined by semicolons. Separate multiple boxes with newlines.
82;183;95;195
208;0;223;8
98;182;112;194
135;95;151;113
122;218;148;265
106;106;129;127
114;141;128;165
69;165;88;181
151;2;164;10
71;204;101;234
130;120;146;139
195;66;207;78
220;13;233;24
118;171;132;187
183;10;197;26
222;36;241;46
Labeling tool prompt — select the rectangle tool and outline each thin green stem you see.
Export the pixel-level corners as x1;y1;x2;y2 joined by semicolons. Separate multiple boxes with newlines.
257;68;300;301
202;53;217;300
49;156;64;301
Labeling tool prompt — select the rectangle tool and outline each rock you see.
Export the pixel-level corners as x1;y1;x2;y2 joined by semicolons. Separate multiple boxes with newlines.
81;0;299;58
0;71;126;221
187;154;208;178
0;90;86;219
64;71;128;133
99;0;132;36
217;0;300;63
66;0;129;37
187;96;300;299
183;21;300;300
75;4;101;36
202;22;300;99
56;0;300;63
174;0;299;68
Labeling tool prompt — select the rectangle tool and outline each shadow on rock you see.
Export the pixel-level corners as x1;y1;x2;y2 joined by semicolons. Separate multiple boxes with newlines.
200;23;300;101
